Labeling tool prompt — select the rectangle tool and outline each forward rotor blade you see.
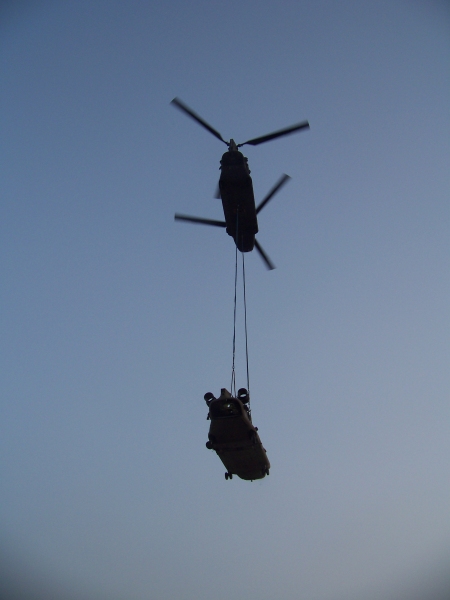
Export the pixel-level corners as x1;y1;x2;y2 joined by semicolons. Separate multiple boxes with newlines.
171;98;228;145
240;121;310;147
254;239;275;270
256;174;291;215
175;213;226;228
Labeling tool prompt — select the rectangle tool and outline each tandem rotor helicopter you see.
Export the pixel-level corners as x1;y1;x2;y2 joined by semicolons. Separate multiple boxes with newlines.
172;97;310;269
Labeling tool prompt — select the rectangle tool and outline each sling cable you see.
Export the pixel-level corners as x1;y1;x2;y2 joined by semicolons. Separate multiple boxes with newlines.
230;209;252;419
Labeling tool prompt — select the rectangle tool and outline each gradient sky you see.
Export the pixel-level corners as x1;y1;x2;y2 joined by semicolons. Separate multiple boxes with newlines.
1;2;449;599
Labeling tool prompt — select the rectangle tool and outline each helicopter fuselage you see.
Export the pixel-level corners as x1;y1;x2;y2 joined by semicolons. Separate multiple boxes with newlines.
219;146;258;253
205;388;270;481
172;96;309;269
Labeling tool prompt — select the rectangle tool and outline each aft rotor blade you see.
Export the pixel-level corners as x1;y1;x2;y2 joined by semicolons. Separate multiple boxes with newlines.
240;121;310;147
254;238;275;270
175;213;226;227
171;98;228;145
256;174;291;215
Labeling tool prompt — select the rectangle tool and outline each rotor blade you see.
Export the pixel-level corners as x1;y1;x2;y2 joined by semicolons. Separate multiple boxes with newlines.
256;173;291;215
175;213;226;227
171;98;228;145
254;238;275;270
240;121;310;147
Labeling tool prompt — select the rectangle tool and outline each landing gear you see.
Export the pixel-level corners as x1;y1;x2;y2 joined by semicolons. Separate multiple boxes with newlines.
238;388;249;404
225;472;233;480
204;392;215;405
206;441;213;449
262;467;269;476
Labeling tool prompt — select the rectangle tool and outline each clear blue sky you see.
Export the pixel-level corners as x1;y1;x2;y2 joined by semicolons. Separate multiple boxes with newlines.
1;2;449;599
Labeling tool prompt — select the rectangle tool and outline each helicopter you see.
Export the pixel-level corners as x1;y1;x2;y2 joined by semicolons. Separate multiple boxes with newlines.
204;387;270;481
172;97;309;269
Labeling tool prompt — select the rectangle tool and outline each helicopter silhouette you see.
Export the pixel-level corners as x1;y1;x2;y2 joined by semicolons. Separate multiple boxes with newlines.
172;97;309;269
204;387;270;481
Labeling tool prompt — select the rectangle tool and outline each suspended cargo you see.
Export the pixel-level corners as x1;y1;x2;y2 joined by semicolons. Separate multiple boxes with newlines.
204;388;270;481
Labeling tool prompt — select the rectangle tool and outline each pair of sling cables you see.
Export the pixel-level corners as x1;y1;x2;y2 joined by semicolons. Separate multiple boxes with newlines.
230;214;251;415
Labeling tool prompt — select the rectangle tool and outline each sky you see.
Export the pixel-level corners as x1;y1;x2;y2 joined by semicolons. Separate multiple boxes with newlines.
1;1;449;599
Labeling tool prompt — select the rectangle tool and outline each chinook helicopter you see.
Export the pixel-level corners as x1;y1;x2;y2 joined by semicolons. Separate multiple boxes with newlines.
204;387;270;481
172;97;309;269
